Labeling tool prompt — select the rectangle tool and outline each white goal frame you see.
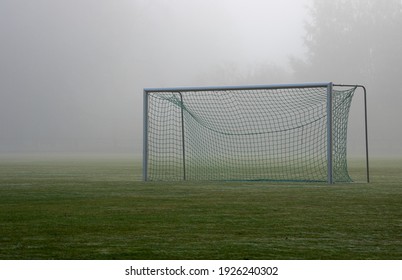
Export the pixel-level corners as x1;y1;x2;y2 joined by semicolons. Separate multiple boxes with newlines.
143;82;369;183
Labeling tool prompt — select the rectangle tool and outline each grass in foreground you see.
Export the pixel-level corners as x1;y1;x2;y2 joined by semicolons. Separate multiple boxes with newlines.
0;155;401;259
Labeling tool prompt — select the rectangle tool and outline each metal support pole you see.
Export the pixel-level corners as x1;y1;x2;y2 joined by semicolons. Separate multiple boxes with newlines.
361;86;370;183
178;92;186;180
327;83;334;184
143;90;148;181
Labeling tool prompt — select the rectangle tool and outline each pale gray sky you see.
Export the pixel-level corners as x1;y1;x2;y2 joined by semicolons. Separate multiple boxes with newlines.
0;0;401;157
0;0;309;154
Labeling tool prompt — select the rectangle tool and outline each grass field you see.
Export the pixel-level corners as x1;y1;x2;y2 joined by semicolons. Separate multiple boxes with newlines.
0;154;401;260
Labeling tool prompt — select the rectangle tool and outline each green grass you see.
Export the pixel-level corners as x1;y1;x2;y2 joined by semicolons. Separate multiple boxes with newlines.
0;155;401;259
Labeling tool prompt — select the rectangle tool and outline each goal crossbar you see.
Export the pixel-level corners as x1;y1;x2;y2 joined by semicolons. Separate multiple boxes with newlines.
144;82;332;93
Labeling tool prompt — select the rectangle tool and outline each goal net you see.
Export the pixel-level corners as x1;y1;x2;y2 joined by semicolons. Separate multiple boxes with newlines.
143;83;358;183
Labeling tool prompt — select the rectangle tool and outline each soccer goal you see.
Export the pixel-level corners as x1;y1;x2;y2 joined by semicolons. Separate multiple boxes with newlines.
143;82;369;183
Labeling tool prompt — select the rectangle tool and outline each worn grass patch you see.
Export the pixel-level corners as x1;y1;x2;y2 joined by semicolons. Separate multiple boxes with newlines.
0;155;401;259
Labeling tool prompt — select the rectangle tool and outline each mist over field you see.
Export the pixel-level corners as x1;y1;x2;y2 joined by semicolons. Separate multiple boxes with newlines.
1;0;401;157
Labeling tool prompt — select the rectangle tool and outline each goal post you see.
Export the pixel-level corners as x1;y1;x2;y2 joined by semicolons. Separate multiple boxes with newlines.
143;82;368;183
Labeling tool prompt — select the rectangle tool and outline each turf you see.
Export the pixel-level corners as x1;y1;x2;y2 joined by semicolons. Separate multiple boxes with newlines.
0;155;401;260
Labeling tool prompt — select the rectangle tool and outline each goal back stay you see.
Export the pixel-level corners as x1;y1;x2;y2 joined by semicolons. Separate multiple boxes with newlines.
143;82;369;183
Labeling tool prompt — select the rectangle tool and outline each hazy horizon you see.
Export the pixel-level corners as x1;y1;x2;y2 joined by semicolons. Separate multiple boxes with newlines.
1;0;401;158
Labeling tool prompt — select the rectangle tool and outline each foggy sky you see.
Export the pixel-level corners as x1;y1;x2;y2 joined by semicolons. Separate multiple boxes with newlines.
0;0;401;157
